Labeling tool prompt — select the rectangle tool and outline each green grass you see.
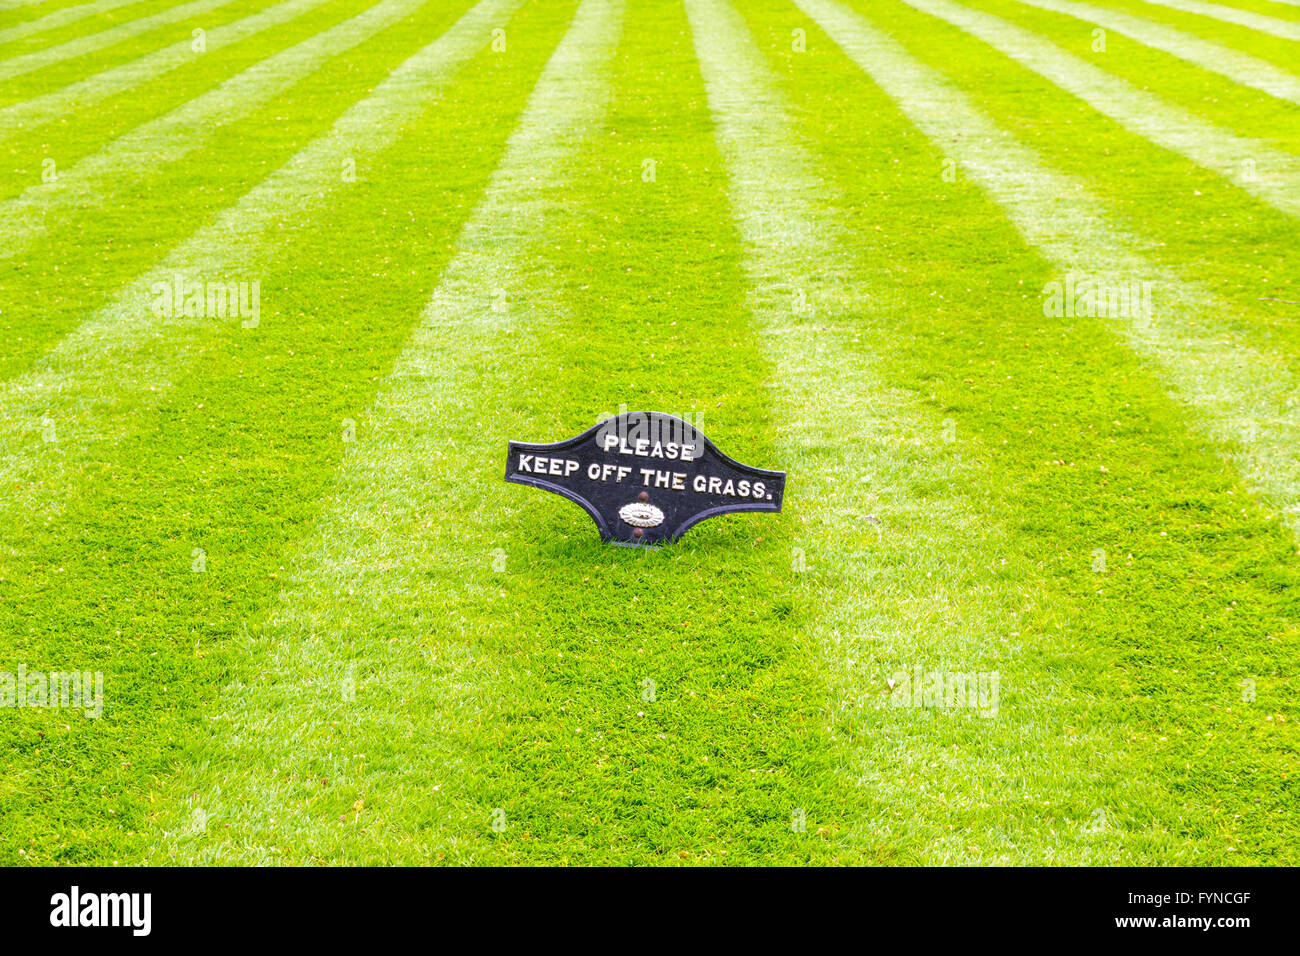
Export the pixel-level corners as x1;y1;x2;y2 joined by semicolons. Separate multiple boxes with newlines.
0;0;247;101
0;0;183;60
0;0;351;185
753;0;1298;860
910;0;1300;357
0;0;466;377
967;0;1300;154
0;0;492;862
1211;0;1300;21
1106;0;1300;70
0;0;1296;865
0;0;115;33
416;0;864;863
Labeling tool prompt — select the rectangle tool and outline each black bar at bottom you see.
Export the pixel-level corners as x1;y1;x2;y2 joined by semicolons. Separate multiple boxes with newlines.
0;865;1284;943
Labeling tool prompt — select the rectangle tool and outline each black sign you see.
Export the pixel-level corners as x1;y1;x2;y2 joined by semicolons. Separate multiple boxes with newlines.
505;411;786;545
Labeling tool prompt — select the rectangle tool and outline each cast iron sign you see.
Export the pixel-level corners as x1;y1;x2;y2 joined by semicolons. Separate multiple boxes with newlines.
504;411;786;545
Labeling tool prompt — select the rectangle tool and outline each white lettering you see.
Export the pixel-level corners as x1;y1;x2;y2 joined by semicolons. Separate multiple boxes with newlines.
49;886;151;937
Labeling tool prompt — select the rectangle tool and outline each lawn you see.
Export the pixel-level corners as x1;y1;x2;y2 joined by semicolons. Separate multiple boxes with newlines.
0;0;1295;865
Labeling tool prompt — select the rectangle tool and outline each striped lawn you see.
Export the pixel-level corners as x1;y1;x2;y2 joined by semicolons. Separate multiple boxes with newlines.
1101;0;1300;72
2;2;87;21
0;0;150;47
0;0;449;254
898;0;1300;353
0;0;242;83
1138;0;1300;38
1224;0;1300;11
152;0;879;866
897;0;1300;220
0;0;436;378
818;0;1300;530
0;0;339;144
0;0;500;534
976;0;1300;149
0;0;540;701
0;0;170;52
2;1;80;14
786;0;1297;858
0;0;279;104
1005;0;1300;104
151;0;634;864
0;0;540;863
688;0;1149;862
0;0;1295;864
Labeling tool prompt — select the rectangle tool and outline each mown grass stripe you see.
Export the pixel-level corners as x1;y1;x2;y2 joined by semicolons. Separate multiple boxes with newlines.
685;0;1174;863
153;0;618;864
1204;0;1300;16
0;0;60;22
0;0;278;106
685;0;1016;860
899;0;1300;219
900;0;1300;371
0;1;92;29
1140;0;1300;36
0;0;444;256
445;0;865;864
1009;0;1300;103
0;0;170;52
0;0;145;46
0;0;241;81
1219;0;1300;13
1103;1;1300;75
0;0;578;863
747;0;1297;862
0;0;513;528
798;0;1300;530
0;0;336;144
0;0;434;380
